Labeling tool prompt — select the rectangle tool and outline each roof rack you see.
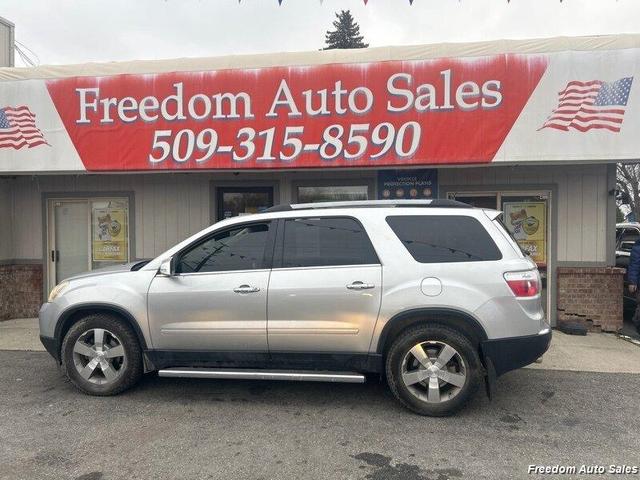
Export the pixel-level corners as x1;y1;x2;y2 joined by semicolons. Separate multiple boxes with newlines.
264;199;471;212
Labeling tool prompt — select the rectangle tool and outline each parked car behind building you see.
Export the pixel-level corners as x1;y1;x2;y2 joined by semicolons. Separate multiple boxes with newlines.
616;222;640;314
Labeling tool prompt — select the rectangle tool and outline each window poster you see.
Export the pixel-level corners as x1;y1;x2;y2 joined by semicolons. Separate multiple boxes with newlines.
92;206;128;262
503;202;547;266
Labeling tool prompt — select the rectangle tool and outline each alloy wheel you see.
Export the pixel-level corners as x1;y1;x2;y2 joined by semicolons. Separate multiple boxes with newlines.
72;328;126;385
401;340;467;403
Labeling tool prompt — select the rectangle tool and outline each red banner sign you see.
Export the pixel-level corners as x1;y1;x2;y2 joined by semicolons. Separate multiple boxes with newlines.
45;55;548;171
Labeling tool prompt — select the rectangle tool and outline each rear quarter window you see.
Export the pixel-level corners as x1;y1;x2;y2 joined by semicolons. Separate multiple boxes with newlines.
386;215;502;263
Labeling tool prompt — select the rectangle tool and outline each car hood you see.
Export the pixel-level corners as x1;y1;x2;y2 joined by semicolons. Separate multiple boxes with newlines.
64;260;151;282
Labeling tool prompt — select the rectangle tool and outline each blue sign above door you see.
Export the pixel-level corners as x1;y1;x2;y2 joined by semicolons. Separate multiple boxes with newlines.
377;169;438;200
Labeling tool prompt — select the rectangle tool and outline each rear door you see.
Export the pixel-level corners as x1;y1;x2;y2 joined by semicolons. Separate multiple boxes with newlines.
267;216;382;353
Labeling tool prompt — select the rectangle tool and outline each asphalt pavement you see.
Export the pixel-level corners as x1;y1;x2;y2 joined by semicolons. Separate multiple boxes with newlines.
1;351;639;480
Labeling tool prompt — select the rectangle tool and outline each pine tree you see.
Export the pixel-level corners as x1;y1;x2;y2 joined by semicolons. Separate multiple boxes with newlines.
324;10;369;50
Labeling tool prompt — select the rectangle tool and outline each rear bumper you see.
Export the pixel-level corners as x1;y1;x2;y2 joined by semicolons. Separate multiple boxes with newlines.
481;328;551;377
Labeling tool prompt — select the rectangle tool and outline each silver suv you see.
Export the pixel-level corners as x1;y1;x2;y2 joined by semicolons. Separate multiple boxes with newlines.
39;200;550;416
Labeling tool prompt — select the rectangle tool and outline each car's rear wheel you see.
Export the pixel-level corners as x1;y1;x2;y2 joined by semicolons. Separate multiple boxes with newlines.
386;324;482;416
61;314;143;396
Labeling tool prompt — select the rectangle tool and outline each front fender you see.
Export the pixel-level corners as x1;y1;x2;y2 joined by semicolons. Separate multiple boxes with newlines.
45;269;156;351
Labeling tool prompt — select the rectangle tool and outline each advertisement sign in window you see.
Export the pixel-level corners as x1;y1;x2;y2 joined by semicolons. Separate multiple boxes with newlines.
502;201;547;266
92;203;129;263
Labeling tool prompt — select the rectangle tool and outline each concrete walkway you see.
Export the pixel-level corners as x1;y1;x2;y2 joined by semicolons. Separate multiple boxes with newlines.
527;330;640;374
0;318;43;352
1;318;640;373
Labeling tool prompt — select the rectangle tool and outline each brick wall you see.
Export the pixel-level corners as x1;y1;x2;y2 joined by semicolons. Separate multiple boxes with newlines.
0;264;42;320
0;262;627;329
557;266;624;332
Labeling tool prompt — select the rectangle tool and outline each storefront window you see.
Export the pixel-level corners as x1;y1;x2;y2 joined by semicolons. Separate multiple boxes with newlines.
448;194;498;209
297;185;368;203
217;187;274;220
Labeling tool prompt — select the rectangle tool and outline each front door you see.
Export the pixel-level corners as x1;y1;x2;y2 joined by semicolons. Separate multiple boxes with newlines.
147;221;274;351
267;217;382;353
50;200;89;285
47;198;130;293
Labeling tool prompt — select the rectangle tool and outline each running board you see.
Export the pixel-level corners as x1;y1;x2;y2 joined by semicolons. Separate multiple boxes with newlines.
158;368;366;383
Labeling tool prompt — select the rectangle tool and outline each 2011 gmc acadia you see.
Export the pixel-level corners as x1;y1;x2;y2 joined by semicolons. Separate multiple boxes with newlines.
39;199;551;416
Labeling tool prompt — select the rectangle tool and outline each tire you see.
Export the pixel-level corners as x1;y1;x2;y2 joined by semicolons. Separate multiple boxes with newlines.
385;324;482;416
61;314;143;396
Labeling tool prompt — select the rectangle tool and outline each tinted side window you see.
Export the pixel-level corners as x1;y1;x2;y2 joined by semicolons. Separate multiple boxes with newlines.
282;217;378;268
386;215;502;263
177;222;270;273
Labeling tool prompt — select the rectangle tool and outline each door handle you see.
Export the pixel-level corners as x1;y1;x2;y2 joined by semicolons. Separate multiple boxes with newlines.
233;285;260;294
346;281;375;290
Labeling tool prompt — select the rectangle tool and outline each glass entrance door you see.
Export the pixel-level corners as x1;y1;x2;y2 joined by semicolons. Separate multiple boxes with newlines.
52;200;89;284
216;187;274;220
47;197;130;294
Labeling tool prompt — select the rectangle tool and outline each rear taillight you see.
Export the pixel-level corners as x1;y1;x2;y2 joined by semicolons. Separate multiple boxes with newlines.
504;271;540;297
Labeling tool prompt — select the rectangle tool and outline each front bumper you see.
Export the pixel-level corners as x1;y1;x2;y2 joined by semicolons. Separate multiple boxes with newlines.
39;301;61;338
481;327;552;377
40;335;59;362
39;302;61;362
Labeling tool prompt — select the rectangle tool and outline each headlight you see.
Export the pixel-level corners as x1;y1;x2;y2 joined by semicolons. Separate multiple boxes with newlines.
48;281;69;302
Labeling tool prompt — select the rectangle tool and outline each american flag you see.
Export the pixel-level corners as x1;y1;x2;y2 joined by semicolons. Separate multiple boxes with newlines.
0;106;48;149
539;77;634;133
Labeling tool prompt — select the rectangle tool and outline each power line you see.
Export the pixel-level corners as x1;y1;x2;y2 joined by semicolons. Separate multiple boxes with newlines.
14;39;40;67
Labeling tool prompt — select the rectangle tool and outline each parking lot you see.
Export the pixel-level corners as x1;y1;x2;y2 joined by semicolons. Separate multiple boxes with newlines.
2;349;639;480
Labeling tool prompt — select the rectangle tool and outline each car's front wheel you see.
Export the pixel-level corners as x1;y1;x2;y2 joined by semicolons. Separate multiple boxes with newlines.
61;314;143;396
386;324;482;416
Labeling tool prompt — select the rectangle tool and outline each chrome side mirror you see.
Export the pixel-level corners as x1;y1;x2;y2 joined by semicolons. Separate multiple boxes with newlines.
158;257;175;276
